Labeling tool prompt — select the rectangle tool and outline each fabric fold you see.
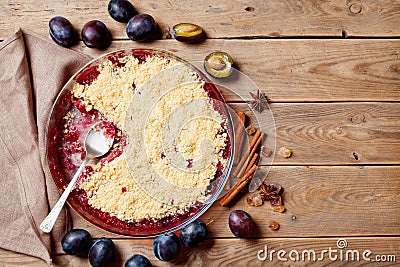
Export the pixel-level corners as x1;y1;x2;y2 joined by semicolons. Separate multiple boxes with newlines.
0;28;91;263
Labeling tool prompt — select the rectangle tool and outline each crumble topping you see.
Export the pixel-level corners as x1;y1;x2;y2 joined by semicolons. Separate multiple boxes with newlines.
70;53;228;222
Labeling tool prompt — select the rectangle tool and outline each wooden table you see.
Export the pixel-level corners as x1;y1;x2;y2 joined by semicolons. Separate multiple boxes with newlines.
1;1;399;266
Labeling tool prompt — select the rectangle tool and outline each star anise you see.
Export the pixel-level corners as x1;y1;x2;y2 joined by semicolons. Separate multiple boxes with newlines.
259;183;285;212
249;89;269;113
259;183;282;198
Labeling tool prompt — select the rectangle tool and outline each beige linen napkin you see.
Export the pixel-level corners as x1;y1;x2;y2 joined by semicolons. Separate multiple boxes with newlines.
0;28;91;263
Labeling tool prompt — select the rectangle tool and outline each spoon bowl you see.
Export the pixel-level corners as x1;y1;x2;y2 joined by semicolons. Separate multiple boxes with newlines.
85;124;116;158
40;122;115;233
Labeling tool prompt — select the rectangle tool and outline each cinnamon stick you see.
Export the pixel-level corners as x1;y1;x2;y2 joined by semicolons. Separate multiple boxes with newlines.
237;133;263;178
245;152;259;174
233;129;261;176
233;112;246;165
234;130;263;178
219;164;258;206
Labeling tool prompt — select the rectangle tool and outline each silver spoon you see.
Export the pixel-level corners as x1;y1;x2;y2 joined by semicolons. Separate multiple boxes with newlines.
40;123;115;233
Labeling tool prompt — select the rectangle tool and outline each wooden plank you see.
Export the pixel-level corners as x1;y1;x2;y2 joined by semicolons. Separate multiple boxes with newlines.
1;0;400;40
70;39;400;102
232;102;400;165
71;166;400;238
2;237;398;266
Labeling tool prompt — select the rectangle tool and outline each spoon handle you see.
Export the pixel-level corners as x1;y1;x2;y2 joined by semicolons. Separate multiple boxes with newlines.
40;157;89;233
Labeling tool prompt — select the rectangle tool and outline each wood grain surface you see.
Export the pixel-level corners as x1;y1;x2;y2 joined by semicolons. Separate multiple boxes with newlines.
1;238;398;266
231;103;400;165
70;166;400;238
1;0;399;266
1;0;400;39
70;39;400;102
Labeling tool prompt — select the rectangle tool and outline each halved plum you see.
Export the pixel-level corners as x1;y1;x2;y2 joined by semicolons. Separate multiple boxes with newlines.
172;23;203;42
204;51;233;78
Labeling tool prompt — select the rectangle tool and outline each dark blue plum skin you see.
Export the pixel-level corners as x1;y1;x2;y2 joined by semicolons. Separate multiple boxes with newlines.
179;219;208;247
49;16;78;47
126;14;156;41
228;210;254;238
88;238;116;267
153;233;181;262
125;254;152;267
108;0;137;23
81;20;111;49
61;229;92;256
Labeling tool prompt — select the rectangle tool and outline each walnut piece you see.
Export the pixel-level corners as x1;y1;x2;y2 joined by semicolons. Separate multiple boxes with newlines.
273;205;286;213
245;125;256;135
269;220;280;230
279;147;292;158
246;194;264;207
261;146;272;157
